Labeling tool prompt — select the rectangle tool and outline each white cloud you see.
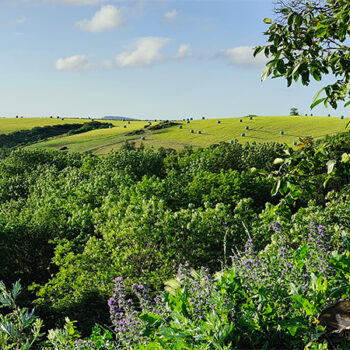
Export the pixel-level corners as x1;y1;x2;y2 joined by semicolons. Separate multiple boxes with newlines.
76;5;123;32
175;44;191;59
55;55;91;71
116;37;169;68
220;46;268;68
163;9;177;21
103;59;114;69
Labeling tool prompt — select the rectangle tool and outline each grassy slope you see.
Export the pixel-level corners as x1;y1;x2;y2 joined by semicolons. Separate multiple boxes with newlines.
0;118;87;134
9;116;349;154
27;120;157;154
150;116;348;149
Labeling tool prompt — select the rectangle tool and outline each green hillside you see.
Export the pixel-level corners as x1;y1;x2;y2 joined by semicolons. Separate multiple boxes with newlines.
0;117;87;134
25;115;349;154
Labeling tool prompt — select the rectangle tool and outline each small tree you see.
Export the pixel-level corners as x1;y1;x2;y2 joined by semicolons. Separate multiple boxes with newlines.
290;107;299;116
255;0;350;109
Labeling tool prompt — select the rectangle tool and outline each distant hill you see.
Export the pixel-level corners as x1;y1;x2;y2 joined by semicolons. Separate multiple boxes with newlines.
102;116;138;121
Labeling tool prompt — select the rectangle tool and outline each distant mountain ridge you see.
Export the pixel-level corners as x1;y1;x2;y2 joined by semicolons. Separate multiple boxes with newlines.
102;116;138;121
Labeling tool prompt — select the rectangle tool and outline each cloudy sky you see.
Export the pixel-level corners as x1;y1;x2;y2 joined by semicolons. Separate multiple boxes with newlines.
0;0;347;119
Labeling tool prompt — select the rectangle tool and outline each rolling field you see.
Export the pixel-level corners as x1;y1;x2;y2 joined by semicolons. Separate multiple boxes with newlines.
3;115;348;154
0;117;88;134
27;120;159;154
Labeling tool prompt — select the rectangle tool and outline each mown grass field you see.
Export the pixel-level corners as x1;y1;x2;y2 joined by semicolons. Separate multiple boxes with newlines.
0;117;87;134
2;116;347;154
27;120;158;154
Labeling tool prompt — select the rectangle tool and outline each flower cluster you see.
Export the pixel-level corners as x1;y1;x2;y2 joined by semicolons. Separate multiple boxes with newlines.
108;277;142;347
178;264;215;319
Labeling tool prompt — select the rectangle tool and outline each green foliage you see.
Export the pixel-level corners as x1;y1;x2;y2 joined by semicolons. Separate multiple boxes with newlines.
128;217;350;349
256;0;350;108
186;169;273;210
45;318;81;349
102;147;166;180
164;141;286;175
34;196;238;324
66;121;113;136
0;130;350;342
145;121;179;131
0;281;43;349
268;138;350;206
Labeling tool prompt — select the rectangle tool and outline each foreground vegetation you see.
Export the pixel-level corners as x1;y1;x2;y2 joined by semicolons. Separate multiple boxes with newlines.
1;128;350;348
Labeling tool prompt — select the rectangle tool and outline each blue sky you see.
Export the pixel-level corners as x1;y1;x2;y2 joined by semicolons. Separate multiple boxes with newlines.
0;0;348;119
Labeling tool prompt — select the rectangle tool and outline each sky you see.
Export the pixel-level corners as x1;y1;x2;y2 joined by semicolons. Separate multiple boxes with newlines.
0;0;348;119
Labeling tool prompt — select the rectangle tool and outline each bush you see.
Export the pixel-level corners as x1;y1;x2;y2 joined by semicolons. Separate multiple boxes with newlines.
108;221;350;349
186;169;274;210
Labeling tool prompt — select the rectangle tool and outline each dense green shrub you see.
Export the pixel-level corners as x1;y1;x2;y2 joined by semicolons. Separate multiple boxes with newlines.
0;149;82;202
164;141;286;175
34;196;240;331
186;169;273;210
109;221;350;349
0;132;350;340
101;147;165;180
